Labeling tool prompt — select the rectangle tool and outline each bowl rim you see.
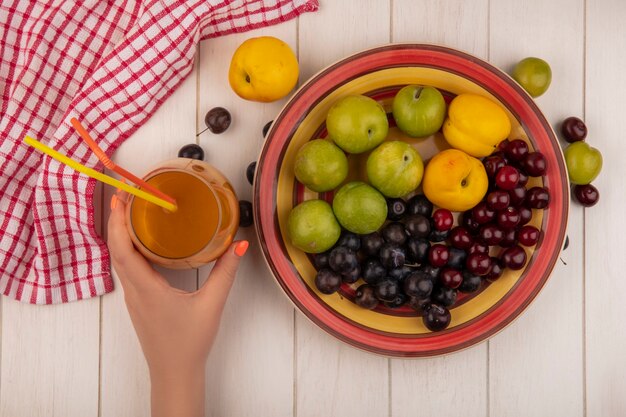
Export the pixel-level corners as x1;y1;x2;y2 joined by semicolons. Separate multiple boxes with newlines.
253;43;569;357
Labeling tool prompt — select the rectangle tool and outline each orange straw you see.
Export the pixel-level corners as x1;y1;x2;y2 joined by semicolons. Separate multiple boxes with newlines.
70;118;176;207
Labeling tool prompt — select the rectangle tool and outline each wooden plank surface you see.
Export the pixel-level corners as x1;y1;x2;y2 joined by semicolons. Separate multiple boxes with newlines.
0;298;100;417
295;2;391;417
197;22;297;417
2;1;626;416
389;2;489;416
487;0;585;415
99;58;199;417
585;0;626;415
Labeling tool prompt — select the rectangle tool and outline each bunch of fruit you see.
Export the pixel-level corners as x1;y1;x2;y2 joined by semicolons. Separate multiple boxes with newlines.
287;83;552;332
561;117;602;207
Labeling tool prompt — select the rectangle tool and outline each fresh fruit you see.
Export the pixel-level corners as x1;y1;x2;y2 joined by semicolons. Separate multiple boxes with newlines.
294;139;348;192
386;198;407;220
442;94;512;157
380;243;406;269
332;181;387;234
384;294;408;308
486;190;510;211
432;209;453;231
246;161;256;185
431;286;457;307
366;141;424;197
508;185;527;206
406;194;433;216
561;117;587;142
472;202;495;224
496;207;521;230
459;272;482;293
328;246;358;273
313;252;330;270
446;247;468;270
440;267;463;289
342;266;361;284
500;245;527;270
495;166;520;190
375;279;401;302
381;222;408;246
484;259;505;282
573;184;600;207
360;232;384;256
389;265;414;281
326;95;389;154
404;214;431;238
392;85;446;137
362;258;386;285
512;57;552;98
429;228;450;243
450;227;473;250
404;272;434;299
505;139;529;162
315;269;342;294
564;141;603;185
518;225;540;246
423;304;451;331
229;36;298;102
466;253;492;276
500;229;518;248
518;206;533;225
239;200;254;227
287;200;341;253
526;187;550;209
469;241;489;255
204;107;231;134
428;244;450;267
263;120;273;137
479;224;504;246
406;238;430;264
355;284;379;309
483;155;507;178
423;149;489;212
522;152;547;176
336;232;361;251
178;144;204;160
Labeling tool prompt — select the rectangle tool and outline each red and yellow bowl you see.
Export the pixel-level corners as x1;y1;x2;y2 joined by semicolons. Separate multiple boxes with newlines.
253;44;568;357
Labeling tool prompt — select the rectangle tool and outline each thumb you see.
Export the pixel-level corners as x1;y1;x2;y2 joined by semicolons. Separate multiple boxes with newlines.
198;240;248;308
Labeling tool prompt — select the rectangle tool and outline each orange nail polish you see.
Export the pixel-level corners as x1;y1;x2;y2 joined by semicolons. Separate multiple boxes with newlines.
110;195;117;210
234;240;249;257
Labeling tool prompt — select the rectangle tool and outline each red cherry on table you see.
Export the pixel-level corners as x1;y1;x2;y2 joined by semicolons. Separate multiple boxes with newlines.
573;184;599;207
561;117;587;143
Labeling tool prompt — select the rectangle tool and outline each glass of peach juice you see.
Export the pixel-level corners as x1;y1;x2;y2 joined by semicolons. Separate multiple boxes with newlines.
125;158;240;269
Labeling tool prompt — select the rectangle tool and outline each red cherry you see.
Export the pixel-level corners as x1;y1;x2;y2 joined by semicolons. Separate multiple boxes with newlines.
428;244;450;267
450;227;473;250
505;139;529;162
573;184;599;207
432;209;454;231
518;225;541;246
495;166;520;190
466;253;492;276
522;152;547;177
440;267;463;289
500;246;527;270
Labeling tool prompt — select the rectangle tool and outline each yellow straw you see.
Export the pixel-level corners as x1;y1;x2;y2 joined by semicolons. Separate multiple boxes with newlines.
24;136;177;212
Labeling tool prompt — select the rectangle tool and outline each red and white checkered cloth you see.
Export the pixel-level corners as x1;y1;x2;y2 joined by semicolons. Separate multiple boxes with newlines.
0;0;318;304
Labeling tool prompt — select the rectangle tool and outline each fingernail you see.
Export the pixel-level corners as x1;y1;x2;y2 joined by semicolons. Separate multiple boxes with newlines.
110;195;118;210
116;178;126;193
234;240;249;257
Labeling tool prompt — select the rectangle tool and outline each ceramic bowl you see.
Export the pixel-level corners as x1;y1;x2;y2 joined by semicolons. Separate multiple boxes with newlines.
254;44;568;357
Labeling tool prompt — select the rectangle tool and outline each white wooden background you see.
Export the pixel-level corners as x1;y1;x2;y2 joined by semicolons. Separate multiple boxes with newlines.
1;0;624;416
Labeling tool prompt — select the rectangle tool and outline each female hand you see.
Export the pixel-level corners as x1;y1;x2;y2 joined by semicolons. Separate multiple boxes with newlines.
107;191;248;417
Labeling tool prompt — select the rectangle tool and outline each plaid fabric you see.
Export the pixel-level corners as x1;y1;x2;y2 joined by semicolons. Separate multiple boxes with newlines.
0;0;318;304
